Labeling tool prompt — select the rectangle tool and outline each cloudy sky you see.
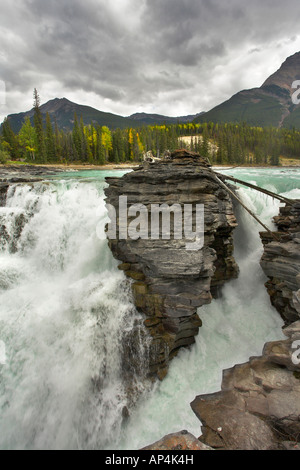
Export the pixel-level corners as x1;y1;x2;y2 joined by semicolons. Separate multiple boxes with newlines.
0;0;299;122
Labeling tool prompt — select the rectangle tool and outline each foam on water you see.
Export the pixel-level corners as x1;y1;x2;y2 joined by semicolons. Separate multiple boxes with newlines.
0;178;147;450
0;168;299;450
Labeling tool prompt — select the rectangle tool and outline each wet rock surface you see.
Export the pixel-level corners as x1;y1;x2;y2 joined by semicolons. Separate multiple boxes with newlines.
189;201;300;451
141;430;213;451
104;151;239;378
260;201;300;325
0;165;61;183
0;165;62;207
0;183;9;207
190;322;300;450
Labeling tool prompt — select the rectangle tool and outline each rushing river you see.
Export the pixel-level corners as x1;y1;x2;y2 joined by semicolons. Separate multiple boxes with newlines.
0;167;299;450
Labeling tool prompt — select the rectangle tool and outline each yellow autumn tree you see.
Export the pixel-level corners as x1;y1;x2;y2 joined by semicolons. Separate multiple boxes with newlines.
136;132;144;155
128;128;134;160
101;126;113;160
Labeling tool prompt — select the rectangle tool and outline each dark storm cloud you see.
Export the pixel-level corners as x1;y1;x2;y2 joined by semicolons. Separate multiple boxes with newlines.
0;0;299;119
142;0;298;64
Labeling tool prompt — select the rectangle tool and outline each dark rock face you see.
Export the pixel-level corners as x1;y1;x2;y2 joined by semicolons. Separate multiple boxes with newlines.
260;201;300;325
104;151;239;378
191;321;300;450
0;183;8;207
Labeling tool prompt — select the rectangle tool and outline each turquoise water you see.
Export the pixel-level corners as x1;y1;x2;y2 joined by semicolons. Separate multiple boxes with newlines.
50;168;130;181
0;166;299;449
218;167;300;196
54;166;300;195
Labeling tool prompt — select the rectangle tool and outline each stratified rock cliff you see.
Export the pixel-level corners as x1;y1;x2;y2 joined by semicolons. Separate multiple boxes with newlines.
190;321;300;450
104;150;239;379
189;199;300;451
260;201;300;325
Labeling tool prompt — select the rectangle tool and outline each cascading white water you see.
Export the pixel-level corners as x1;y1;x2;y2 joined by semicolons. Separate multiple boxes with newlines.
0;175;150;450
0;168;299;450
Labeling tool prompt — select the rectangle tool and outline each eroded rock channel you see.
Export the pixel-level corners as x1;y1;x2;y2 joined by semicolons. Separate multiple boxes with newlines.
190;200;300;450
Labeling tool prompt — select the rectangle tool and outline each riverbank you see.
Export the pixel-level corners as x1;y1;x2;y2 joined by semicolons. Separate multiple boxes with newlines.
0;161;300;171
0;162;139;171
1;159;300;172
0;162;139;183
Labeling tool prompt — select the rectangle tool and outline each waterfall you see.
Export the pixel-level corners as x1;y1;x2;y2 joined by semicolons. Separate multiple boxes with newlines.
0;168;299;450
0;177;150;450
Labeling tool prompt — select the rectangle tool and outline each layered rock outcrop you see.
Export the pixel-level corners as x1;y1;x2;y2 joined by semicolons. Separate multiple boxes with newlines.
104;151;239;379
188;199;300;451
260;201;300;325
0;165;60;181
191;321;300;450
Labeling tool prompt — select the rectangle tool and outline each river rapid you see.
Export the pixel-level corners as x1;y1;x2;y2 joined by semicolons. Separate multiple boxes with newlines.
0;167;299;449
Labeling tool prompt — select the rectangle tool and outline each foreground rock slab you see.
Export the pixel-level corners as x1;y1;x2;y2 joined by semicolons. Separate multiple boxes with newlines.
141;431;213;451
191;321;300;450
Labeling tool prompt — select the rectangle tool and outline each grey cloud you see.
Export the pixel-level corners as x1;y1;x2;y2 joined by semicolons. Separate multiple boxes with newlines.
0;0;299;119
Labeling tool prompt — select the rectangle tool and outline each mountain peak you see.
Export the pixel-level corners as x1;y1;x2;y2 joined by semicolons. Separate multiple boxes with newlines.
262;51;300;92
128;111;204;125
40;97;75;114
3;97;203;133
194;51;300;128
4;98;140;133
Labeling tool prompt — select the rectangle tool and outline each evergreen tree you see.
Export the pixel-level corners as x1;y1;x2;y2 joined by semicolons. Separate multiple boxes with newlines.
270;147;280;166
201;132;209;159
96;126;106;165
19;117;36;161
72;113;82;160
45;113;56;162
54;118;62;161
33;88;46;162
1;117;20;159
80;116;90;162
112;129;125;163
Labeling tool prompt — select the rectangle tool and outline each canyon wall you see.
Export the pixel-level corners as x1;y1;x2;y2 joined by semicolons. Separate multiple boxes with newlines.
190;199;300;450
260;201;300;325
